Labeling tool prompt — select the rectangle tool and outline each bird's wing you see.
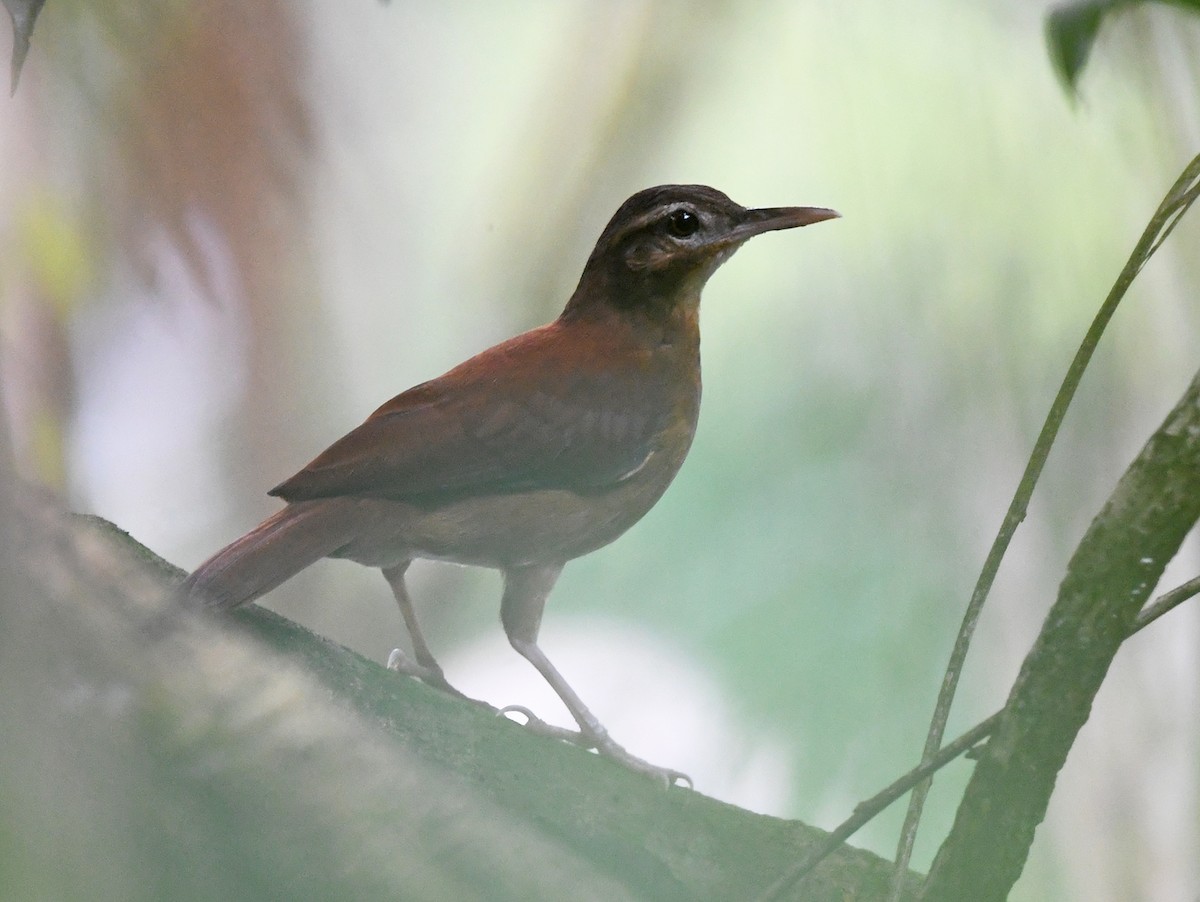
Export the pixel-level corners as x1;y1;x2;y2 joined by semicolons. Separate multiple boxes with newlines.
268;324;682;504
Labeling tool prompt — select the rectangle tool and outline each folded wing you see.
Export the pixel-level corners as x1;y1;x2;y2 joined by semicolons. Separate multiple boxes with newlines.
269;326;676;505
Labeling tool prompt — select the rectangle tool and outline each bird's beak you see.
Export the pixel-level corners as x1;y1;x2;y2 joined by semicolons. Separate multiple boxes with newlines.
728;206;841;244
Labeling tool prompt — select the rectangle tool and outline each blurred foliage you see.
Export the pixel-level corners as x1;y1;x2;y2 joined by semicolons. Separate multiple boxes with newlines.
1047;0;1200;93
14;192;91;311
2;0;44;90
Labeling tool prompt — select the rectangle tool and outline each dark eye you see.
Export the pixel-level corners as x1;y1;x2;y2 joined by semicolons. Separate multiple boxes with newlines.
666;208;700;238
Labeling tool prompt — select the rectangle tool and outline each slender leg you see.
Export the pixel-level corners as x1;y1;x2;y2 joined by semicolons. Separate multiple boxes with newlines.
499;564;689;786
382;562;467;699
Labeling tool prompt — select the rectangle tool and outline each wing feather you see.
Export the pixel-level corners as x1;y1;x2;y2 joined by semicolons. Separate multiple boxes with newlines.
269;325;675;504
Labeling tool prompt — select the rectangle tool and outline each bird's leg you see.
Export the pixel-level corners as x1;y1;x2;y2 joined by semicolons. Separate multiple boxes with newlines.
382;563;469;700
499;565;690;787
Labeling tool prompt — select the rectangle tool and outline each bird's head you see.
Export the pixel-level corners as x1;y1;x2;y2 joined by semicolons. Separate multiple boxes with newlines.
564;184;838;322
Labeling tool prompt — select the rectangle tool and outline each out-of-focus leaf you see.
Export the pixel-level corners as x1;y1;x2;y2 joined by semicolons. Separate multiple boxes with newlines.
3;0;45;93
16;196;92;313
1047;0;1200;95
1046;0;1126;94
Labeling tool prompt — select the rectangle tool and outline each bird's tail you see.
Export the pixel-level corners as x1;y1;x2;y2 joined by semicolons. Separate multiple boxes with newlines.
179;499;359;610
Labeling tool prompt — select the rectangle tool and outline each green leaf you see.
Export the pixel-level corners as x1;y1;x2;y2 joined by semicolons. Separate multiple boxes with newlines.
1045;0;1125;94
3;0;45;94
1046;0;1200;95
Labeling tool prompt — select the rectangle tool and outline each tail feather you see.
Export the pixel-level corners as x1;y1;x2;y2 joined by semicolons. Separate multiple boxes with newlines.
179;500;359;610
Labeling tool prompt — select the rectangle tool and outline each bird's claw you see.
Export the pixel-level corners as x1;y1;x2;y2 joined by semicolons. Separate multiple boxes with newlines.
498;705;594;747
498;704;692;789
592;737;693;789
386;647;434;679
386;648;473;701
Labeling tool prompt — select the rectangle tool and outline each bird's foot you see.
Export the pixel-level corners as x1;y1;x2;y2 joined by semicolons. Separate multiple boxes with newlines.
498;705;692;789
591;735;693;789
386;648;473;702
499;705;594;746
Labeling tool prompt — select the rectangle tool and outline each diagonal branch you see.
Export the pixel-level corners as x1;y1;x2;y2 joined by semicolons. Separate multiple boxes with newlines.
888;151;1200;895
760;571;1200;900
921;366;1200;900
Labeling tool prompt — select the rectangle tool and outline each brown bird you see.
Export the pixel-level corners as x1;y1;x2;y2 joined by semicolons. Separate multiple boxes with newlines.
181;184;838;782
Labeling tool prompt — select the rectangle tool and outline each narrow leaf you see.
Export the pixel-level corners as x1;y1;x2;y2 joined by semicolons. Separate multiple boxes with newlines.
1046;0;1124;94
1047;0;1200;95
4;0;46;94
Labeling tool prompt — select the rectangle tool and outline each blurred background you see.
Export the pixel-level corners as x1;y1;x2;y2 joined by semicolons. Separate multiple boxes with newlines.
2;1;1198;898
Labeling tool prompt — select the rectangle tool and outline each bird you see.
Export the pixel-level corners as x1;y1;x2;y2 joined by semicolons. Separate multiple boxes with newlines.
180;184;838;783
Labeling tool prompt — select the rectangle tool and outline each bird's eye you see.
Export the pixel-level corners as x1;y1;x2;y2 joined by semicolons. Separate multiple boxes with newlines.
666;208;700;238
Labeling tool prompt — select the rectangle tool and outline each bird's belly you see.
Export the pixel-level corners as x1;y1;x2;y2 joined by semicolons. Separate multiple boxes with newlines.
331;405;697;571
426;482;661;567
333;476;672;571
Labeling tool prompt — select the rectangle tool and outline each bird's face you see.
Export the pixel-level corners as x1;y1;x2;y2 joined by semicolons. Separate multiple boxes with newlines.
572;185;837;318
